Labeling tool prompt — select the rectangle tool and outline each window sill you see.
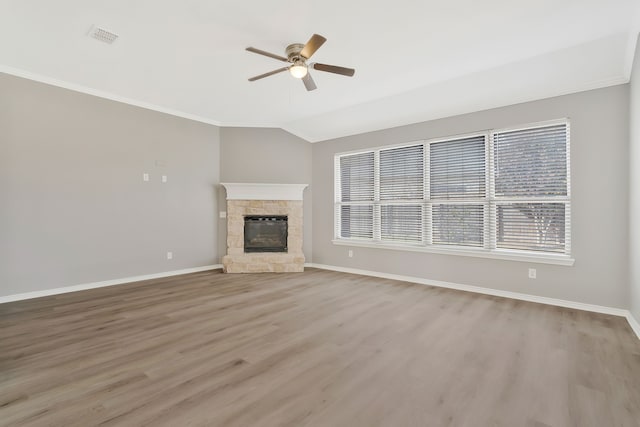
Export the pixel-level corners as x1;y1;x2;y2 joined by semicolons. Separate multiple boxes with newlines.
331;239;575;266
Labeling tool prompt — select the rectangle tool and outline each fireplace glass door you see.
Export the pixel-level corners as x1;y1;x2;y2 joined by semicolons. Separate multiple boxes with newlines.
244;216;288;252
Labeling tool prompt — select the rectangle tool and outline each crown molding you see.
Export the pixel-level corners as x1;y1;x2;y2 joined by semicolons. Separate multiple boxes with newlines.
0;65;222;127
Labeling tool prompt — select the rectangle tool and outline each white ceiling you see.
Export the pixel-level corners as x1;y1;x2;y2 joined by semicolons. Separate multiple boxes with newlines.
1;0;639;142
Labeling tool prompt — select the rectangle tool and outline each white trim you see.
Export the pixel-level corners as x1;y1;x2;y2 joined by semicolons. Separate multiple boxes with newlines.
0;66;223;127
565;121;572;255
0;265;222;304
627;312;640;340
332;239;575;266
306;263;626;317
221;183;308;201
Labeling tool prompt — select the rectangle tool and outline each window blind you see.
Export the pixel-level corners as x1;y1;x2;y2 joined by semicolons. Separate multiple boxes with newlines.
495;203;565;253
430;136;486;200
338;152;375;239
430;136;486;246
494;125;567;197
492;124;569;253
340;205;374;239
380;144;424;200
379;144;424;242
432;204;484;247
381;205;423;242
339;152;375;201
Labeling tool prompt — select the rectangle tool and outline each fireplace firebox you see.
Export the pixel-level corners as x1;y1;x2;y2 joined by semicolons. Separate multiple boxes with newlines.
244;216;288;253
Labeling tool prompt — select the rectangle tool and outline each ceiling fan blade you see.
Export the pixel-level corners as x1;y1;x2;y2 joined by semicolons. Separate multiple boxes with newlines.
248;67;289;81
302;73;317;91
246;47;288;62
300;34;327;59
313;63;355;77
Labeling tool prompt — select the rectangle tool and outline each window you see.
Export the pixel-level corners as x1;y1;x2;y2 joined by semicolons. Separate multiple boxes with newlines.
492;124;569;254
430;136;486;247
334;120;571;263
338;152;374;239
379;144;424;243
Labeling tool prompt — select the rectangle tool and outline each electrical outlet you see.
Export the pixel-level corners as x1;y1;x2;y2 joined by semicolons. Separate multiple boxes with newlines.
161;175;167;183
167;251;173;260
219;211;227;219
528;268;536;279
143;173;149;182
348;250;353;258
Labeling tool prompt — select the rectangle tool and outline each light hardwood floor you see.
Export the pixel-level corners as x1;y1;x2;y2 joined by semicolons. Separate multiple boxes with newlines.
1;268;639;426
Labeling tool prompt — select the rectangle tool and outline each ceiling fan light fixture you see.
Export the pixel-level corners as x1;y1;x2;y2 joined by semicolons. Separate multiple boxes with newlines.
289;61;308;79
246;34;355;90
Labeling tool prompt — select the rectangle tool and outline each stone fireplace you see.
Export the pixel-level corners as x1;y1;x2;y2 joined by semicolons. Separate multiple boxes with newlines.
221;183;308;273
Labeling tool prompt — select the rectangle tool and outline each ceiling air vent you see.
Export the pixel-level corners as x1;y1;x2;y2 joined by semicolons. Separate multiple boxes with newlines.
88;25;118;44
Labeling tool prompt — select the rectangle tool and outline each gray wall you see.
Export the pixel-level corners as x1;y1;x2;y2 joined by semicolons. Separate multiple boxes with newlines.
2;71;634;311
0;74;221;297
219;127;313;261
630;35;640;321
312;85;630;308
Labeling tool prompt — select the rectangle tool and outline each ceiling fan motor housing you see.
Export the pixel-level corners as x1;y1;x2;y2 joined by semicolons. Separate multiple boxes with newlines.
286;43;306;62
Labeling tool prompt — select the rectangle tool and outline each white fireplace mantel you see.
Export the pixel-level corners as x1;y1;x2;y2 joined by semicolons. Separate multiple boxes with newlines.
221;183;308;201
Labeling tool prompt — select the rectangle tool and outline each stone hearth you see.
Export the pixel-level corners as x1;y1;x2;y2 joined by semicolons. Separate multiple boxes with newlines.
221;183;307;273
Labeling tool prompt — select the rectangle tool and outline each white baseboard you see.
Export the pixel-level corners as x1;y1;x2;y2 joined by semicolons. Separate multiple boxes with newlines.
627;312;640;340
308;263;640;340
306;263;631;317
0;265;223;304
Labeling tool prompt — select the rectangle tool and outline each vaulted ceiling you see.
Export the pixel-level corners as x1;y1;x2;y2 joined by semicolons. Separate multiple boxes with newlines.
1;0;639;142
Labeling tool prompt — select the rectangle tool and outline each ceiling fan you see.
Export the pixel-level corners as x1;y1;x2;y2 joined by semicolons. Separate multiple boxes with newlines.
246;34;355;91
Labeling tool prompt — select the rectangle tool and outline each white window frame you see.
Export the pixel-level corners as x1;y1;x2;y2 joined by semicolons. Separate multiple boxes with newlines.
333;119;574;266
